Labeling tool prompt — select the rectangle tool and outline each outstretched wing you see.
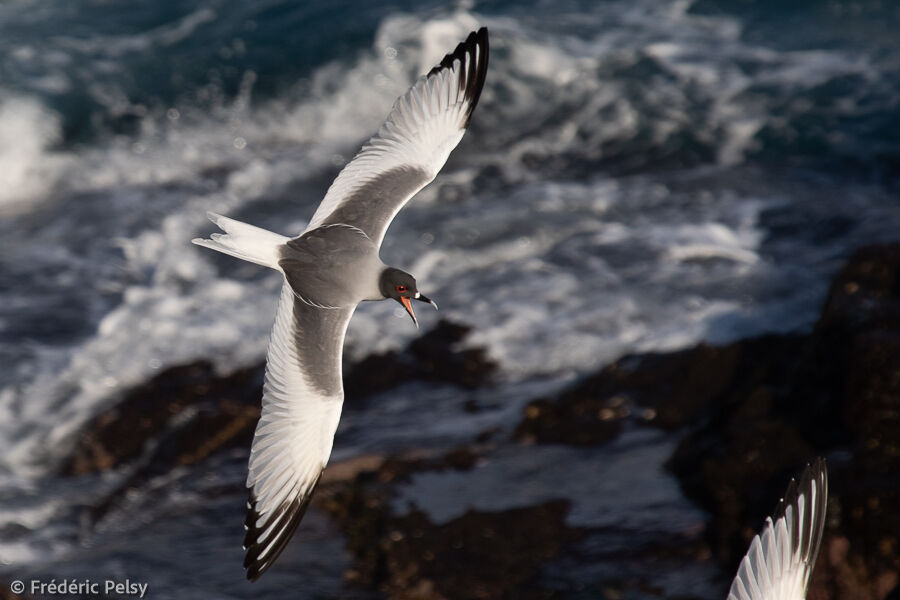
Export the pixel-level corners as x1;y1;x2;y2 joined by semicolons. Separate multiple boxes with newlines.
242;282;354;581
304;27;489;247
727;458;828;600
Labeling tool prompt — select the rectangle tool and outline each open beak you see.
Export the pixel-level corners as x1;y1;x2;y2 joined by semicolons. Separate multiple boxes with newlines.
399;296;419;328
399;293;438;329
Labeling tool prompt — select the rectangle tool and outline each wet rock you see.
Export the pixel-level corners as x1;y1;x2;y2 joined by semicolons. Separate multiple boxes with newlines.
663;334;820;562
809;535;900;600
815;244;900;599
663;243;900;599
344;319;497;403
514;335;804;446
379;501;578;600
63;319;494;477
355;446;484;487
318;453;582;600
62;361;262;476
511;242;900;598
514;394;626;446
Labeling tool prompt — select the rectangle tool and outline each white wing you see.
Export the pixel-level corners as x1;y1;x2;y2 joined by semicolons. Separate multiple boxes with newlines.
304;27;489;247
239;28;490;580
727;458;828;600
242;282;354;581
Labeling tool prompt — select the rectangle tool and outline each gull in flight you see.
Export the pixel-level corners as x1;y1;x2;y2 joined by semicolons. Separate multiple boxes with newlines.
192;28;489;580
727;458;828;600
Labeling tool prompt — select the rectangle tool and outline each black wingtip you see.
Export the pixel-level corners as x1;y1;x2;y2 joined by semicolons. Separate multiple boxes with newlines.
242;474;322;582
773;457;827;522
771;457;828;574
426;27;490;127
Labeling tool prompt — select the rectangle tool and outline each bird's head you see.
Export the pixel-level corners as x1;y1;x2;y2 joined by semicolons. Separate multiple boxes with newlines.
379;267;438;328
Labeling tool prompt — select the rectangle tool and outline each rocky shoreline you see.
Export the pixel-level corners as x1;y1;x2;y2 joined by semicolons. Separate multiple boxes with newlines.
513;242;900;599
62;319;496;481
61;243;900;599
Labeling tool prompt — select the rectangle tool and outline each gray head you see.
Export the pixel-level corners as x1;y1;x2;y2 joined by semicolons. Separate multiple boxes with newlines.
378;267;438;328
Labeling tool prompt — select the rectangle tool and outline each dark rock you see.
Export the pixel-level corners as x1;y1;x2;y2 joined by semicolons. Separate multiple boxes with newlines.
663;243;900;599
514;395;625;446
367;446;485;486
663;334;819;562
819;244;900;333
380;501;578;600
514;335;805;446
343;351;415;402
809;534;900;600
816;245;900;597
511;242;900;598
407;320;496;389
318;454;582;600
62;319;494;477
344;319;497;403
62;361;262;476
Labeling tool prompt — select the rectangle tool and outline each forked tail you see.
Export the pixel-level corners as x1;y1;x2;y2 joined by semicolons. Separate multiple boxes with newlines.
192;212;288;269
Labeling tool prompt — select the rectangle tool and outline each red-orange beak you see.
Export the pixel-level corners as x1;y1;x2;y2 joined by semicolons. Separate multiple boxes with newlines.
400;296;418;328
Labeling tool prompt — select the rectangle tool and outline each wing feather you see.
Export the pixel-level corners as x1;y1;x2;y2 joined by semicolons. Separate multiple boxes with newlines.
305;27;489;246
727;458;828;600
242;283;353;581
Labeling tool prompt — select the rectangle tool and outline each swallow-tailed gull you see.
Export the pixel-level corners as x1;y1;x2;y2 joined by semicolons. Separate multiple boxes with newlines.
192;27;488;580
728;458;828;600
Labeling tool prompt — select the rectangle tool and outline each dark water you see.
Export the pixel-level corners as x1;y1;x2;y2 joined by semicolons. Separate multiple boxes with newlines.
1;0;898;597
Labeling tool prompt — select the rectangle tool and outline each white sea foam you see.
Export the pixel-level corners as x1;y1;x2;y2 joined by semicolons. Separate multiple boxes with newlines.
0;97;71;212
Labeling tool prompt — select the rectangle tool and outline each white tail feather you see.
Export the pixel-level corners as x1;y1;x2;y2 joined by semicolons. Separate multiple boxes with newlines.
192;212;288;269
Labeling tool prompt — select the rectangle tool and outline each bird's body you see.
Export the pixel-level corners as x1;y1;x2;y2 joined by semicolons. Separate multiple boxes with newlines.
282;224;384;307
192;28;489;580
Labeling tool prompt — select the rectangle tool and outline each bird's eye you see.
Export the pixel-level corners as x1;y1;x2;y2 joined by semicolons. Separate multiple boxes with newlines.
396;285;407;293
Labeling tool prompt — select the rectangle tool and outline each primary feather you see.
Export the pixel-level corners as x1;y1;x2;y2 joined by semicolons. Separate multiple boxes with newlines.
306;27;489;246
727;458;828;600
